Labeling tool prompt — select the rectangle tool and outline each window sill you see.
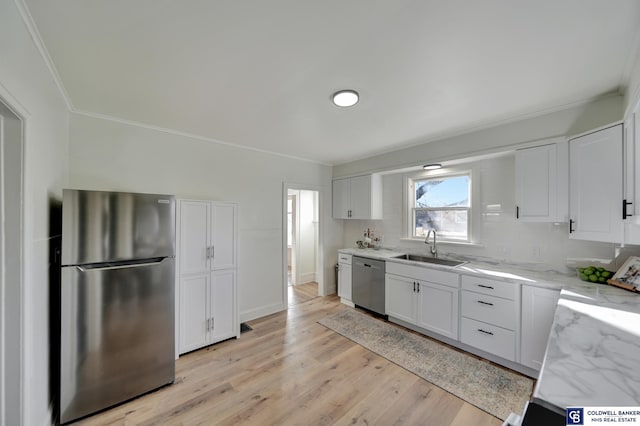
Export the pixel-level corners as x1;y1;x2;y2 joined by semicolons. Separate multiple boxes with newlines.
399;238;484;248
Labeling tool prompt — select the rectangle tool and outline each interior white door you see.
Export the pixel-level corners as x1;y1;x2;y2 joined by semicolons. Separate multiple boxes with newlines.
569;124;623;242
179;201;210;275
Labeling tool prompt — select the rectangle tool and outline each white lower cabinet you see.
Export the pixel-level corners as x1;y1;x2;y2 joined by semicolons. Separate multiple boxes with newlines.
520;285;560;370
179;270;236;353
460;275;520;362
385;263;459;340
337;253;353;303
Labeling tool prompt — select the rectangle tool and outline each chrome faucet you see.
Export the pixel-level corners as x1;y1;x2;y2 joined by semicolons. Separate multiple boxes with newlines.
425;229;437;257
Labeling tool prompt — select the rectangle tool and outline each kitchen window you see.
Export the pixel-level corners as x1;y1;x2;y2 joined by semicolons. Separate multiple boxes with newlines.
409;173;471;242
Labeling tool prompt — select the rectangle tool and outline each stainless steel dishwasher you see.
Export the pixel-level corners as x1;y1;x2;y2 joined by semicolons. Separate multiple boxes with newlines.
352;256;386;316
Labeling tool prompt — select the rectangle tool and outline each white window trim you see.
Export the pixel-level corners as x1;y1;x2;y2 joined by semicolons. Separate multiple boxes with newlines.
404;166;480;245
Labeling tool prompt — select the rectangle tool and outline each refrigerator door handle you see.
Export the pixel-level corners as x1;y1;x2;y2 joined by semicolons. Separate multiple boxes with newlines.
75;257;166;272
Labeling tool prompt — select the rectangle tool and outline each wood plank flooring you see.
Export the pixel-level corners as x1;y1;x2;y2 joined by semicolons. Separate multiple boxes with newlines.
288;281;318;306
74;291;502;426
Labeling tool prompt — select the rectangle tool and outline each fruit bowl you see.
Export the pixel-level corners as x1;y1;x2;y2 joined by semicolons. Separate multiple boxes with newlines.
577;266;614;284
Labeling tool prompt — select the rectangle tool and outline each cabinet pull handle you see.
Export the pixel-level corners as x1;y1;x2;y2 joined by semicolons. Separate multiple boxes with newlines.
623;199;633;220
206;318;210;331
477;329;494;336
516;205;519;219
211;317;214;329
417;282;420;293
211;245;214;259
569;219;575;234
477;300;494;306
477;284;494;290
413;282;416;292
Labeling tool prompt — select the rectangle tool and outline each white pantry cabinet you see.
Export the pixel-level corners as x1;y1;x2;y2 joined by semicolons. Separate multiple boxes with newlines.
332;174;383;219
515;139;568;222
177;200;238;355
520;285;560;371
337;252;353;305
568;124;624;243
386;263;459;340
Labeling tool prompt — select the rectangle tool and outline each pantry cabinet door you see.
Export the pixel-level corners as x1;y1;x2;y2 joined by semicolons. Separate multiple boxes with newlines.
178;201;210;275
179;274;210;353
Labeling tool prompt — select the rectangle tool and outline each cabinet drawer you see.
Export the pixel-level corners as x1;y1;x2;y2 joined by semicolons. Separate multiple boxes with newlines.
386;262;459;288
461;275;518;300
461;291;517;330
338;253;352;264
460;317;516;361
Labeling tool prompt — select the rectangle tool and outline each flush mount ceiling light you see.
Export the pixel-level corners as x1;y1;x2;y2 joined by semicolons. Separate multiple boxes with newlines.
332;90;359;107
423;163;443;170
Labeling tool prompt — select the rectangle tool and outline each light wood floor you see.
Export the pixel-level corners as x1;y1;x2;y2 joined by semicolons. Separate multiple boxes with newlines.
288;281;318;306
74;293;502;426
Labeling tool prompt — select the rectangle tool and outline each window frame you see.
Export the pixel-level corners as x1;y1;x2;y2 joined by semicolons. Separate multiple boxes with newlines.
405;169;474;243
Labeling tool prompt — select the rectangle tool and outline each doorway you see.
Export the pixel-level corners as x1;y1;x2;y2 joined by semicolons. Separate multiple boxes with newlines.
0;95;24;426
283;184;322;307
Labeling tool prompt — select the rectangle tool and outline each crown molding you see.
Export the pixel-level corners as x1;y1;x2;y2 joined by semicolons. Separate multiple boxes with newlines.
13;0;74;111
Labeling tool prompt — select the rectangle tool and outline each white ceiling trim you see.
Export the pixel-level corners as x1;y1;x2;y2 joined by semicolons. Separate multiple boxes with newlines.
13;0;74;111
72;109;331;166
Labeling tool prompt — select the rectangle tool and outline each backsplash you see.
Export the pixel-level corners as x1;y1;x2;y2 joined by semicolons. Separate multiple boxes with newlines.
341;155;640;274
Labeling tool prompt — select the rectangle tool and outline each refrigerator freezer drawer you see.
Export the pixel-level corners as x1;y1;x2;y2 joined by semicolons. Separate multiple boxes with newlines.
62;189;175;265
60;257;175;423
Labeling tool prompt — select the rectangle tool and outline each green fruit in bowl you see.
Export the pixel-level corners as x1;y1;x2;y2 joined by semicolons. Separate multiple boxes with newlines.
578;265;615;282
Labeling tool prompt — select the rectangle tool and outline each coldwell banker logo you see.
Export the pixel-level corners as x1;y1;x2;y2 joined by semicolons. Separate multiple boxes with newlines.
567;407;584;425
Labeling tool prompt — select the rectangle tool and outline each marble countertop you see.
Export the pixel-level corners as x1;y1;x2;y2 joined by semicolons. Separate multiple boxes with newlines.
339;246;640;411
533;285;640;410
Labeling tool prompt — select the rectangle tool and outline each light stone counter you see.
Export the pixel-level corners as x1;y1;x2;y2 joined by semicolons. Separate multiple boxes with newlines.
533;285;640;411
340;247;640;411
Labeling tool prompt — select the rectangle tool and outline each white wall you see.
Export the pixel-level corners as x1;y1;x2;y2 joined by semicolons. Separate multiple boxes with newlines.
342;155;633;271
0;0;70;424
68;113;339;321
334;95;623;177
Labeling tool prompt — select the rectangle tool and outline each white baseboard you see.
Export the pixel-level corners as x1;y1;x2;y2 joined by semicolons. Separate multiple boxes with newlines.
240;302;284;323
298;272;316;284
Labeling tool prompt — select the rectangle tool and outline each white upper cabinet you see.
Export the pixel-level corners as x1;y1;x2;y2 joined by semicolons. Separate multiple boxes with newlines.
568;124;624;243
332;174;383;220
625;100;640;244
515;139;567;222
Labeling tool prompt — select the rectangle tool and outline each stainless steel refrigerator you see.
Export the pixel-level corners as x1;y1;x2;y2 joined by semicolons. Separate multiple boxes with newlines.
60;189;176;424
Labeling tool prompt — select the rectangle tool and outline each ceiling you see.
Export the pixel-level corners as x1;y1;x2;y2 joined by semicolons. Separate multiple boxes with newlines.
24;0;640;165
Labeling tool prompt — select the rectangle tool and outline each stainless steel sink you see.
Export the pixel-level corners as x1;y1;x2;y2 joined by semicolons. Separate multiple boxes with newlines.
393;254;466;267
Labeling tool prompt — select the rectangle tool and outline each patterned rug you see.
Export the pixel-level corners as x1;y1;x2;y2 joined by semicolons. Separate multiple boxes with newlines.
318;309;533;420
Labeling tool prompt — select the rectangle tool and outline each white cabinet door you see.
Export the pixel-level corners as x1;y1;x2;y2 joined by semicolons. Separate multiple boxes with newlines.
179;201;210;275
521;285;560;371
385;274;416;324
417;281;459;339
179;274;209;353
569;124;623;243
349;175;372;219
332;175;382;219
515;144;557;221
211;203;236;270
210;269;236;343
338;263;352;300
332;178;350;219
